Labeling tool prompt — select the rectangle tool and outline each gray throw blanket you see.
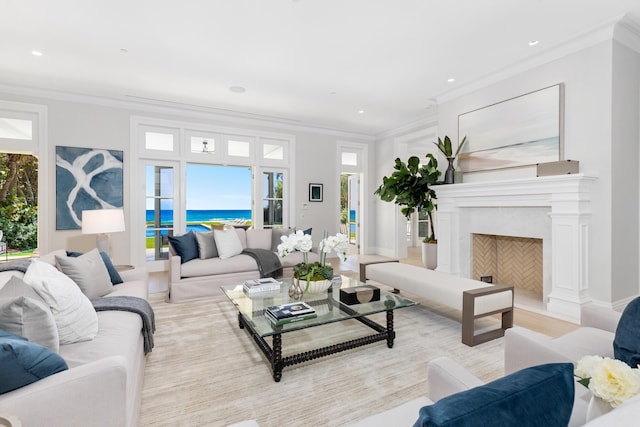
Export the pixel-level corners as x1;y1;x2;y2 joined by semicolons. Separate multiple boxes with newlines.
0;259;32;273
242;248;283;279
91;296;156;354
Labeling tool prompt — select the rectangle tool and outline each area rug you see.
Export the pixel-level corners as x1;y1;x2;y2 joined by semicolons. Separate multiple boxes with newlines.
139;289;505;427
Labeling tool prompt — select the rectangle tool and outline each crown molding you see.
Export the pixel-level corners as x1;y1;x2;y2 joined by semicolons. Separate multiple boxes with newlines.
614;14;640;54
436;15;624;104
375;108;439;141
0;83;375;141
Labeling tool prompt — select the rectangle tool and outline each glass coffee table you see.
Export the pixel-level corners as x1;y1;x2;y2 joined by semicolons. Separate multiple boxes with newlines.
221;276;418;382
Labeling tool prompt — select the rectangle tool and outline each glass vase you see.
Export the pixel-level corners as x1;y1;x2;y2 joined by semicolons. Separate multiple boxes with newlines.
289;277;304;299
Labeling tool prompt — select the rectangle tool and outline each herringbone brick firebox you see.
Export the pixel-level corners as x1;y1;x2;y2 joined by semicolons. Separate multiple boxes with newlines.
472;234;543;299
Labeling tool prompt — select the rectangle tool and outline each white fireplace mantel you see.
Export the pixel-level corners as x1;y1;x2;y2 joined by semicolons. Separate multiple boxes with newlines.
435;174;597;320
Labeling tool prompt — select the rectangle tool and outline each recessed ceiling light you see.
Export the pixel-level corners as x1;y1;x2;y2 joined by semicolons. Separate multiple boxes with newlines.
120;48;129;53
229;86;246;93
358;110;365;115
31;51;43;57
447;78;455;83
529;40;539;46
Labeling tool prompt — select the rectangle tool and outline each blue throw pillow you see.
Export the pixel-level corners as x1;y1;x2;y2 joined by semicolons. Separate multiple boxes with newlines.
66;250;123;285
414;363;574;427
0;329;68;395
614;296;640;368
168;231;199;264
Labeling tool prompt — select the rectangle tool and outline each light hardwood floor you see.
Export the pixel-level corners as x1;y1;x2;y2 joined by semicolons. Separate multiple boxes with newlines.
148;246;579;338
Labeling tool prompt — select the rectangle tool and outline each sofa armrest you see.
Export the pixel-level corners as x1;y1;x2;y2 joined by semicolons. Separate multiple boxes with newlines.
169;255;182;284
504;327;574;374
581;304;621;333
119;266;148;283
0;356;128;427
426;356;484;402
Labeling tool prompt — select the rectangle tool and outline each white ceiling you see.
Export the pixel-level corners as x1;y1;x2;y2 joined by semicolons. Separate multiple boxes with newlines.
2;0;640;135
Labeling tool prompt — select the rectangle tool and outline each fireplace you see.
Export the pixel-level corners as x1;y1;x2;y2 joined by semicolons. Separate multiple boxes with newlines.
435;174;595;321
472;234;543;300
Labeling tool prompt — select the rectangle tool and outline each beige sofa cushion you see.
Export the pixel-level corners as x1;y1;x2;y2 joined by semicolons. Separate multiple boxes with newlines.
180;255;258;277
246;229;272;250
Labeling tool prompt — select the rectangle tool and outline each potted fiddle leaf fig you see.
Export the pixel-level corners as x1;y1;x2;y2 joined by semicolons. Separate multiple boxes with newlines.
374;153;441;269
434;135;467;184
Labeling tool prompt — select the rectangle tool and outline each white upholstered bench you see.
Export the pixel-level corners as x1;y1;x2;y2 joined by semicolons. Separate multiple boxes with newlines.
360;260;514;346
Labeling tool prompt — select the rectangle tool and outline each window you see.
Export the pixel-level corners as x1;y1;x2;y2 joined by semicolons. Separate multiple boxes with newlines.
263;171;284;228
227;138;252;158
186;164;252;228
0;118;32;140
145;131;174;151
0;104;44;257
145;165;175;261
261;138;287;162
341;151;358;166
132;117;293;267
190;136;215;155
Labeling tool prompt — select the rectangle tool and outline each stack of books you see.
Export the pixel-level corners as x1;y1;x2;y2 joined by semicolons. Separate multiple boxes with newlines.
243;277;282;294
265;302;317;326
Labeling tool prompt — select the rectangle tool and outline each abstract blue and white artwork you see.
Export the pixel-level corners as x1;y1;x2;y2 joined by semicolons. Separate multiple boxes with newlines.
56;146;123;230
458;84;563;172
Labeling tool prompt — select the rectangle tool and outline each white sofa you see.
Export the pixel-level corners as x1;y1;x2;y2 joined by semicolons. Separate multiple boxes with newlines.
350;356;640;427
228;356;639;426
504;303;624;426
168;227;318;302
0;252;149;427
505;304;620;374
231;356;637;426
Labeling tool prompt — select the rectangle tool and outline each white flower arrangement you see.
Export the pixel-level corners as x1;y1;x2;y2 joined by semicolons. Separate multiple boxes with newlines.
277;230;313;262
276;230;349;284
576;355;640;408
319;232;349;263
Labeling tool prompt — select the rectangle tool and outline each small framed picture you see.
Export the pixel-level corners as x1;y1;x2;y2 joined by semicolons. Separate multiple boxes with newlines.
309;183;323;202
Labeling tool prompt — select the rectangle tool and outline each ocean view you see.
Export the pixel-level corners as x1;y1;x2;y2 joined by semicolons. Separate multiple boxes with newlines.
146;209;252;223
146;210;252;236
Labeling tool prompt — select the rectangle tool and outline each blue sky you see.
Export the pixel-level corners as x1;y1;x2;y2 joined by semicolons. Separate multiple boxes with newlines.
146;164;252;210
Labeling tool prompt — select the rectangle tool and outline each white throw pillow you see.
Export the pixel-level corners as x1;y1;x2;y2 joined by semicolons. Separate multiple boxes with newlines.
23;260;98;344
55;248;112;299
0;275;60;352
213;229;244;259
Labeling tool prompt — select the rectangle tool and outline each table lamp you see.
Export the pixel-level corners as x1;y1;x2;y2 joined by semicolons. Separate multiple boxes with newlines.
81;208;125;256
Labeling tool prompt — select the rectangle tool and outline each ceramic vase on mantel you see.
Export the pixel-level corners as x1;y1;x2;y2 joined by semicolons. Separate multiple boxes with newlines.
444;157;455;184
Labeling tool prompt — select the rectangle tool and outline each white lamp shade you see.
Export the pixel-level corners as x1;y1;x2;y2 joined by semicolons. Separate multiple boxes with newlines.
81;209;125;234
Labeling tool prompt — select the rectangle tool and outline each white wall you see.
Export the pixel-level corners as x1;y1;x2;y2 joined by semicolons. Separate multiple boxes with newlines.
0;90;373;266
373;22;640;305
436;41;617;304
611;39;640;302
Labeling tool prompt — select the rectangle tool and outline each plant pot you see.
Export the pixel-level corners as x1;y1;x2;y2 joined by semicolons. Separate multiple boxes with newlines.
421;241;437;270
302;278;333;293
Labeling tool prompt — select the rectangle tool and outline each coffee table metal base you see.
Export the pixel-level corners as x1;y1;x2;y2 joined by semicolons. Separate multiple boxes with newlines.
238;309;395;382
